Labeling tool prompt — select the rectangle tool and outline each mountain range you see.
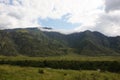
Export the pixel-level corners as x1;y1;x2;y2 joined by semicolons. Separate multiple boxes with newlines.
0;28;120;56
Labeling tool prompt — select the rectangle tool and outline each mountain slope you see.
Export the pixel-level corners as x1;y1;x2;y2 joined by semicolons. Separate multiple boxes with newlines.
0;28;120;56
44;30;120;56
0;30;18;56
0;28;67;56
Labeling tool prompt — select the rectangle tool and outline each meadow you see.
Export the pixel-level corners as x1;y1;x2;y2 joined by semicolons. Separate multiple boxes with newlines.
0;54;120;61
0;65;120;80
0;55;120;80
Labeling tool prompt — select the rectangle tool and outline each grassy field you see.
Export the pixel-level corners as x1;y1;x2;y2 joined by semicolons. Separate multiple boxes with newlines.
0;55;120;80
0;65;120;80
0;54;120;61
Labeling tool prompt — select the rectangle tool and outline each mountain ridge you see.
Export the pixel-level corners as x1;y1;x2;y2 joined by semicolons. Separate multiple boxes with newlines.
0;28;120;56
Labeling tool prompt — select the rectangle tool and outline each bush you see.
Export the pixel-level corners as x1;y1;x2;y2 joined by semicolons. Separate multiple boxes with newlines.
38;69;44;74
64;73;68;76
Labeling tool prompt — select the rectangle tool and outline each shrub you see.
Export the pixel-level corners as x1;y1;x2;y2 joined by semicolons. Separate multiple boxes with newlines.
38;69;44;74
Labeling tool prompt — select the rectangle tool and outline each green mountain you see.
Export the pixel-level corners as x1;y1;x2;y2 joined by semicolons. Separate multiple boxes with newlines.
0;28;67;56
44;30;120;56
66;31;119;55
0;28;120;56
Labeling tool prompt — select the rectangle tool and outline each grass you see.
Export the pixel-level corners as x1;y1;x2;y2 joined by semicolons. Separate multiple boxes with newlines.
0;65;120;80
0;54;120;61
0;55;120;80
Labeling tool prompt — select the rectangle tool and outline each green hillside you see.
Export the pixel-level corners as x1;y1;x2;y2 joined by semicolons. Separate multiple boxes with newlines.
0;28;67;56
44;30;120;56
0;28;120;56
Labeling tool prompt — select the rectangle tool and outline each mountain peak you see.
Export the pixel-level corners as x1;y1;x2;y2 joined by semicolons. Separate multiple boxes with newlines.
0;28;120;56
84;30;92;33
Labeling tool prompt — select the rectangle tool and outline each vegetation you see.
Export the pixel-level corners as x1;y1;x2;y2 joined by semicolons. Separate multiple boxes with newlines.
0;28;67;56
0;55;120;73
0;65;120;80
0;55;120;79
0;28;120;56
0;60;120;73
0;28;120;79
0;55;120;61
44;30;120;56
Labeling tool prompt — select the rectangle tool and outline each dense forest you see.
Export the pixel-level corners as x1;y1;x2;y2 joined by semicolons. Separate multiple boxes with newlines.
0;58;120;73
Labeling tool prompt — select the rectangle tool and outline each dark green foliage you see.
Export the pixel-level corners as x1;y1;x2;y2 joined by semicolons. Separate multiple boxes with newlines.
38;69;44;74
64;73;67;76
0;60;120;73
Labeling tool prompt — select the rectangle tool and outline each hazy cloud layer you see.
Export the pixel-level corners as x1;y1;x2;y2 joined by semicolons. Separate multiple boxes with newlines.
0;0;120;36
105;0;120;12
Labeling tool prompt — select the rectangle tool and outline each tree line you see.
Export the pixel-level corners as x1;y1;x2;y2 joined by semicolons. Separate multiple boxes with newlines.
0;60;120;73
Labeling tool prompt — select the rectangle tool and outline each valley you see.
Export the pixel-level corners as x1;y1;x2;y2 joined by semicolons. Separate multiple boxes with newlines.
0;28;120;80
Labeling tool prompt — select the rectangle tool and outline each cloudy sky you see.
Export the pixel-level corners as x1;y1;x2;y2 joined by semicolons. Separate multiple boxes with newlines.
0;0;120;36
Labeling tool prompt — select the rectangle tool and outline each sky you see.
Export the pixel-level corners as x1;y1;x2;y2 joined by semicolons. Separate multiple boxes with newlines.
0;0;120;36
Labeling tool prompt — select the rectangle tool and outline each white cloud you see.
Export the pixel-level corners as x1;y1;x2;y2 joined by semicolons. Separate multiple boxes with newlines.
74;11;120;36
0;0;103;28
0;0;40;29
91;0;120;36
73;0;120;36
0;0;120;36
94;11;120;36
